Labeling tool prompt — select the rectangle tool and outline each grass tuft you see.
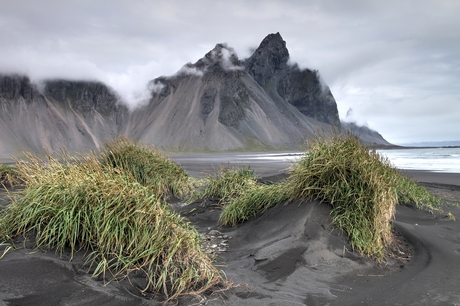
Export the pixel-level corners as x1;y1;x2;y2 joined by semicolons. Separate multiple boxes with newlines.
446;212;456;221
219;182;292;226
217;132;442;261
101;136;193;199
0;164;23;187
288;132;441;259
393;173;442;211
0;152;222;300
196;166;258;204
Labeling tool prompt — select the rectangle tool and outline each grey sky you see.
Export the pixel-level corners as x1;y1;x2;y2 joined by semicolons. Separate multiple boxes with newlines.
1;0;459;144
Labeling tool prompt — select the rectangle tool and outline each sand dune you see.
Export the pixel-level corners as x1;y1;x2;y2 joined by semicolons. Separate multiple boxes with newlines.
1;158;459;305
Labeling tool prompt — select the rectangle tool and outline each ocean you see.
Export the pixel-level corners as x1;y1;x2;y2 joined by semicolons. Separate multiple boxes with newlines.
377;147;460;173
234;147;460;174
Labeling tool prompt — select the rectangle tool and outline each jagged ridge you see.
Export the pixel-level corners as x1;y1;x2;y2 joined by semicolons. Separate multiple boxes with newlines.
125;33;340;150
0;33;390;158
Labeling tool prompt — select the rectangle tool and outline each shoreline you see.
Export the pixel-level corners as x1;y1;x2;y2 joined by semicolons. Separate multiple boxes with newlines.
401;169;460;185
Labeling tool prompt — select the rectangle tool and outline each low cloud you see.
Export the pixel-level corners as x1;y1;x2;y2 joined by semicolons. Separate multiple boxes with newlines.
148;80;165;94
97;61;164;110
216;46;244;71
167;44;244;78
342;107;369;128
175;64;204;77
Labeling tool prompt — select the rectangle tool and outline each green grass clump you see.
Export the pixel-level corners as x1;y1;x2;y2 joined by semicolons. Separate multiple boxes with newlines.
0;164;22;187
197;165;292;226
217;133;442;261
219;182;292;226
101;136;193;199
394;173;441;211
288;133;441;259
198;166;258;204
0;153;222;300
287;134;397;259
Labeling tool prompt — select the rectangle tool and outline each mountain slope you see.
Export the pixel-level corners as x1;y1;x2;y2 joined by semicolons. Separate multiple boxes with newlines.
0;75;127;158
0;33;391;158
246;33;340;126
125;40;332;150
341;121;392;146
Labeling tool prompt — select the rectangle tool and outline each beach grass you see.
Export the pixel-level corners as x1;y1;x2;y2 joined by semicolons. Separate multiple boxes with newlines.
0;164;22;187
198;166;293;226
196;166;258;204
218;132;442;260
101;136;193;199
287;133;400;259
0;151;223;300
219;182;292;226
394;173;442;212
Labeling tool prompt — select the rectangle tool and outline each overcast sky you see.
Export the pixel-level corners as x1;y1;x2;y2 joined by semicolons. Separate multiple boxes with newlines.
1;0;459;144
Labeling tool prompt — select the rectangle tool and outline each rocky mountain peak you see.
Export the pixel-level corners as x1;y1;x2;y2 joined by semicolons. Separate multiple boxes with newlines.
189;43;244;75
255;32;288;57
246;32;290;85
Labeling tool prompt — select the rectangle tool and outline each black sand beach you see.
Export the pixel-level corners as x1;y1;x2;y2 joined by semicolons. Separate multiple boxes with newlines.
1;155;459;306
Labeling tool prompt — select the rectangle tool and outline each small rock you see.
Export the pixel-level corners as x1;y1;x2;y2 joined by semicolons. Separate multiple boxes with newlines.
208;230;221;236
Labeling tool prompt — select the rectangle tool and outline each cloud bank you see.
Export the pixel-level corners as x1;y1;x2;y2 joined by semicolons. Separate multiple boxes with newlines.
0;0;459;144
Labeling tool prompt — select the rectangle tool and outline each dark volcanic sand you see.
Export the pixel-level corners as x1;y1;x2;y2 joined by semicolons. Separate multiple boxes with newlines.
1;155;459;306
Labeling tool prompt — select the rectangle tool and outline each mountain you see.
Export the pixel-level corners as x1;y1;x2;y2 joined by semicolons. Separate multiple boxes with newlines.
398;141;460;147
0;75;128;158
341;121;392;146
0;33;390;158
124;33;336;150
246;33;340;127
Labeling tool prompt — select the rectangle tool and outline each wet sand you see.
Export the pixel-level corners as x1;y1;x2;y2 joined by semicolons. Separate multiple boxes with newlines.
1;156;459;305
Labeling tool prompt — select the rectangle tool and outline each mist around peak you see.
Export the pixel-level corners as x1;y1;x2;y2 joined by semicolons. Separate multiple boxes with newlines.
0;33;393;156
